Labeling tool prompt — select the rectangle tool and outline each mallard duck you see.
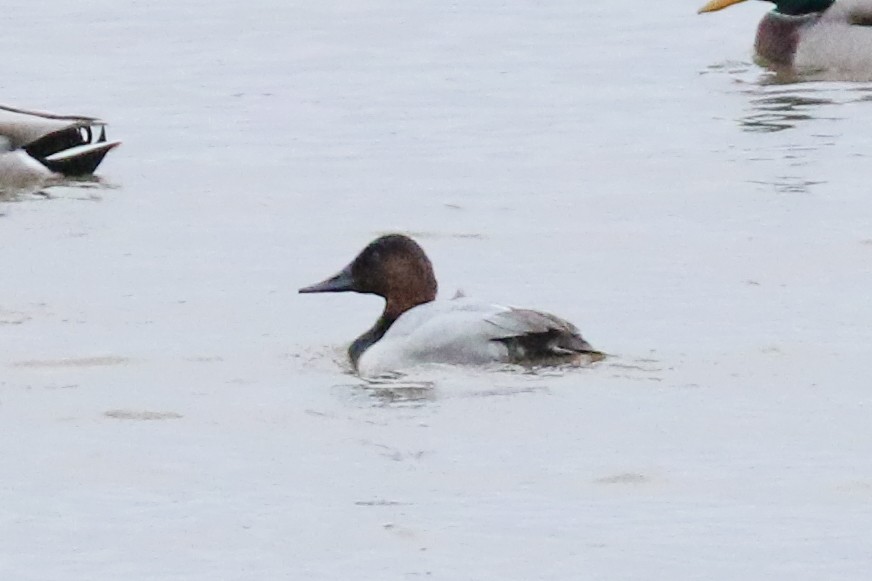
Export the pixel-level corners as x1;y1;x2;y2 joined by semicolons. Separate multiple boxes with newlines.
699;0;872;78
0;137;59;199
0;105;120;177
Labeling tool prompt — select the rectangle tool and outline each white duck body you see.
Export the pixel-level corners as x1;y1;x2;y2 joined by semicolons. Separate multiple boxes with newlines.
794;0;872;78
357;297;594;377
0;138;58;198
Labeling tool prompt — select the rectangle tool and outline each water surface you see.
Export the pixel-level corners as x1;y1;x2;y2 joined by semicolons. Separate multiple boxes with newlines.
2;1;872;579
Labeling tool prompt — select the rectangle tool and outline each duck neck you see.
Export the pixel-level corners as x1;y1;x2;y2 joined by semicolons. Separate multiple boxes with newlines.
347;294;435;369
349;312;397;369
756;11;808;66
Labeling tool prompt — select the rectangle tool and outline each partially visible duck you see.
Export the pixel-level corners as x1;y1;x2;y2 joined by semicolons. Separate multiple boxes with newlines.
699;0;872;79
0;137;60;199
300;234;602;376
0;104;120;176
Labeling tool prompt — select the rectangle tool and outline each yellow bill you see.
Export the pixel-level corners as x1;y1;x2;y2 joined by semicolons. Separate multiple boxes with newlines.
698;0;749;13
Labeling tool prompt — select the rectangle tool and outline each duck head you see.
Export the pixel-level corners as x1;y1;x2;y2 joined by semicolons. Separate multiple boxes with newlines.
698;0;834;16
300;234;438;318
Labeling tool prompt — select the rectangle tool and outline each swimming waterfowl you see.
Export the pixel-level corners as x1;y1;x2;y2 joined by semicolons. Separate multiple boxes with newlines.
0;137;59;199
699;0;872;78
299;234;602;376
0;105;120;177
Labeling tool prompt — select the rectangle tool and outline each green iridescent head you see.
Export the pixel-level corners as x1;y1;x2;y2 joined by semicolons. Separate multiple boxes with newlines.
698;0;835;16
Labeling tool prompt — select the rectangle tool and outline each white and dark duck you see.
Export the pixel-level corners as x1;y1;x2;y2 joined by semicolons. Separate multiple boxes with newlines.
699;0;872;78
0;104;120;197
300;234;603;376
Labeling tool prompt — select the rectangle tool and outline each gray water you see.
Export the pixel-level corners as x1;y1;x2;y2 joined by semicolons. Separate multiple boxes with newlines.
2;1;872;579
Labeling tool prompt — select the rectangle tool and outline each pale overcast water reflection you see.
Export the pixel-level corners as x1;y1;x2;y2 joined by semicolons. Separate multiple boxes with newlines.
2;1;872;579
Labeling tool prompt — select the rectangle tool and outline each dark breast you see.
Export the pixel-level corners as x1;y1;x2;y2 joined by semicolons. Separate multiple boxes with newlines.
754;13;817;68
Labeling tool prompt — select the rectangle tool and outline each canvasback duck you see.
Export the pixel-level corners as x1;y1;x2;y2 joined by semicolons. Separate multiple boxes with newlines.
300;234;602;376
